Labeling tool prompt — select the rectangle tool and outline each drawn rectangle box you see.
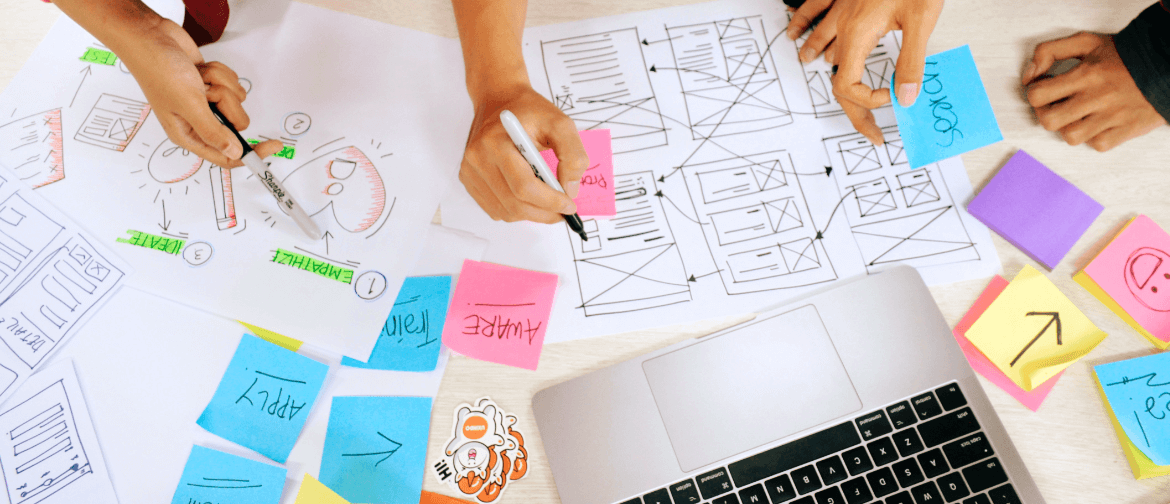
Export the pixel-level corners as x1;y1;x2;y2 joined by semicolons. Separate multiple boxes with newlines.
74;94;151;152
0;193;65;288
897;170;940;207
850;178;897;218
695;161;787;204
709;198;803;246
0;380;92;504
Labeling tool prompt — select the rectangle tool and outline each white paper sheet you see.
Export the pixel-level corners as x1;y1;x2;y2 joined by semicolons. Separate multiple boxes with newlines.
440;0;1000;343
0;0;472;359
0;359;119;504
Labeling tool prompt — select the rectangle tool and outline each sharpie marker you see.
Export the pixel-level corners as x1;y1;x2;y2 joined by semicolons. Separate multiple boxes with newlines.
208;103;321;240
499;110;588;241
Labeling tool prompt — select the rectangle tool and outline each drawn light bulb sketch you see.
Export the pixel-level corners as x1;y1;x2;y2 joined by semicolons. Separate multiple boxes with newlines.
148;139;205;183
282;145;392;237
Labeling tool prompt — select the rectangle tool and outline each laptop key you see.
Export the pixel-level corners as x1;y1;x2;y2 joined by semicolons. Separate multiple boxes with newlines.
916;448;950;478
792;496;815;504
855;410;894;441
865;467;899;498
918;408;981;447
910;481;943;504
816;455;848;485
793;465;823;494
962;495;991;504
766;474;798;503
937;472;970;502
934;383;968;411
942;433;995;469
891;458;925;488
883;491;913;504
886;401;918;430
697;467;734;499
842;446;874;476
961;458;1009;493
891;428;925;457
730;422;862;487
814;486;845;504
911;392;943;420
642;488;671;504
867;437;899;466
738;484;769;504
987;484;1021;504
713;493;741;504
670;478;703;503
620;499;640;504
841;477;874;504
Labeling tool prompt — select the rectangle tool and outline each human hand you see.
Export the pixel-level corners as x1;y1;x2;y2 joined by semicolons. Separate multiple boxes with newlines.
459;85;588;223
119;19;282;167
786;0;944;145
1023;32;1166;152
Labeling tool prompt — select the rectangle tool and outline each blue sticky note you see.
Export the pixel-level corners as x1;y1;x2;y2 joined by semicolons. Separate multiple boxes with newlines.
197;334;329;463
171;445;287;504
1095;352;1170;465
320;396;433;504
342;276;452;372
891;45;1003;168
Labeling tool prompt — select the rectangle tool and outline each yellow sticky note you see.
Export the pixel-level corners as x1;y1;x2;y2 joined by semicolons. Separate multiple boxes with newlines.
294;474;351;504
239;321;304;352
966;265;1107;391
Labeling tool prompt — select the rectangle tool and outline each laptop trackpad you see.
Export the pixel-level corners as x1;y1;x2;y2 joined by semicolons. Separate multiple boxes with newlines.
643;305;862;472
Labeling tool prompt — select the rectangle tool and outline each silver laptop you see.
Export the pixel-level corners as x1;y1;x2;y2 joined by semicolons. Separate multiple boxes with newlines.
533;266;1044;504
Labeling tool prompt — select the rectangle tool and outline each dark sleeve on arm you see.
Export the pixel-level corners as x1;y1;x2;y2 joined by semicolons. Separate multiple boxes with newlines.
1115;2;1170;122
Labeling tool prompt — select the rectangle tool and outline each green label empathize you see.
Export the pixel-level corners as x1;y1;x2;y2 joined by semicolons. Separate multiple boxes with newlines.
271;248;353;284
116;230;184;255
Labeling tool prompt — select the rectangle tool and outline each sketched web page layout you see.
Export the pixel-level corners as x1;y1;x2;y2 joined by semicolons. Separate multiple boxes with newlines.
0;0;471;358
441;0;999;343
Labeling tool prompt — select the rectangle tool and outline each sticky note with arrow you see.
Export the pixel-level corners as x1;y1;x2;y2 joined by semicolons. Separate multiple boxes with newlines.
965;265;1107;391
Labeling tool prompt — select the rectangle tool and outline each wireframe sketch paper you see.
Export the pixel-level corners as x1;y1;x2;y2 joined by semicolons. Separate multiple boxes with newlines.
197;334;329;463
0;360;118;504
542;129;616;216
171;445;287;504
439;0;999;343
1095;352;1170;466
294;474;350;504
319;396;432;504
966;265;1107;391
0;0;471;359
442;260;559;370
968;150;1102;269
891;45;1003;168
0;165;128;406
341;275;452;372
1076;215;1170;348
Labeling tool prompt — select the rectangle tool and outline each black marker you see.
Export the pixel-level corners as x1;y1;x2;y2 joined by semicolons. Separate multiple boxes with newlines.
498;110;588;241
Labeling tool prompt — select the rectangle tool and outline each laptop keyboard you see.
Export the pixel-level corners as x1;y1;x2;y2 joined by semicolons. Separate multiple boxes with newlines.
620;382;1024;504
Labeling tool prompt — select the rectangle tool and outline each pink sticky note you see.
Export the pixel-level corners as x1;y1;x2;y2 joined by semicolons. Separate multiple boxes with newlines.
441;260;558;370
540;129;616;217
953;275;1062;411
1081;215;1170;343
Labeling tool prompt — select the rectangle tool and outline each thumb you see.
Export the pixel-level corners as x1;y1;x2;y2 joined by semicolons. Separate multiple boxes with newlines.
186;99;244;162
540;118;588;199
1022;32;1101;84
893;19;935;107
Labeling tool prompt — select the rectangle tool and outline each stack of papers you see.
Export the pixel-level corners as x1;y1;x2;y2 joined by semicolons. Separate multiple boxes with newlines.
1076;215;1170;348
1094;352;1170;479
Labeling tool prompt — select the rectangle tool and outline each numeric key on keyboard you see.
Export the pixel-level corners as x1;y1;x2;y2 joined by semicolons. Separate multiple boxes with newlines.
814;486;845;504
891;428;925;457
738;484;769;504
842;446;873;476
987;484;1021;504
912;392;943;420
766;474;797;503
886;401;917;430
793;465;822;494
935;383;968;410
867;437;899;466
840;477;873;504
892;458;925;488
962;458;1009;493
670;478;702;503
854;410;894;441
697;467;734;499
864;467;898;498
937;472;970;502
917;448;950;478
943;433;995;469
816;456;848;485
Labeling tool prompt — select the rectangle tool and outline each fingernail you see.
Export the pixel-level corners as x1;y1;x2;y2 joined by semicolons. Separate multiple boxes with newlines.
565;181;580;199
225;142;242;159
562;200;578;214
897;83;919;107
787;28;798;41
800;47;812;63
1023;62;1036;81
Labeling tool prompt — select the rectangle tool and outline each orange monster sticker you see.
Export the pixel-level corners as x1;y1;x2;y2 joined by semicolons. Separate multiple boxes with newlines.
432;398;529;503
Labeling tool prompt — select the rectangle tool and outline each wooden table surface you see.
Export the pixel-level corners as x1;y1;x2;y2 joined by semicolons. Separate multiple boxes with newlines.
3;0;1170;502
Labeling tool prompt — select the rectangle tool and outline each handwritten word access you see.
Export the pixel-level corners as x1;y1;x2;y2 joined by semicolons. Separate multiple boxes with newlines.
171;445;286;504
442;260;558;370
197;335;328;463
1096;352;1170;467
320;396;432;504
891;45;1002;168
541;129;616;217
342;275;451;371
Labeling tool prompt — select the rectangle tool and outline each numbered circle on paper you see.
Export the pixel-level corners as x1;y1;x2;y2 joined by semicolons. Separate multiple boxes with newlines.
283;113;312;136
183;242;214;267
238;77;253;95
354;271;387;301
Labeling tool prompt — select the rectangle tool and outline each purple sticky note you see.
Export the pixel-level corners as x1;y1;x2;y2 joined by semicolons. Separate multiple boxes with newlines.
967;150;1103;269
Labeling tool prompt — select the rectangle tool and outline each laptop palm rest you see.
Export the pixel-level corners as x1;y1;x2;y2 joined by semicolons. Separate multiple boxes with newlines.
642;305;862;472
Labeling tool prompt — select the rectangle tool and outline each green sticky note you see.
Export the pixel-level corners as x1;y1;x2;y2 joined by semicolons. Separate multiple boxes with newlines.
80;47;117;66
116;229;185;255
272;248;354;284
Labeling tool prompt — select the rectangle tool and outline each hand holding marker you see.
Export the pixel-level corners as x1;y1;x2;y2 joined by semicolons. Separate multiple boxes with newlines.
499;110;589;241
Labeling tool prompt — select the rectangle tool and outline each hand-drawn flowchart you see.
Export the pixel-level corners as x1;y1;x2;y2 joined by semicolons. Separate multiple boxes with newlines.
0;0;472;358
442;0;998;343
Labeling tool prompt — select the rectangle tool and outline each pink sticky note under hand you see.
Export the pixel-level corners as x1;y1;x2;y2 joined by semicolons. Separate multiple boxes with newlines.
540;129;615;217
954;275;1062;411
441;260;559;370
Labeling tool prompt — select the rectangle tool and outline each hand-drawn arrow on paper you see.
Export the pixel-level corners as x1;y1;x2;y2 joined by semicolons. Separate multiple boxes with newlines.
1010;312;1062;367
